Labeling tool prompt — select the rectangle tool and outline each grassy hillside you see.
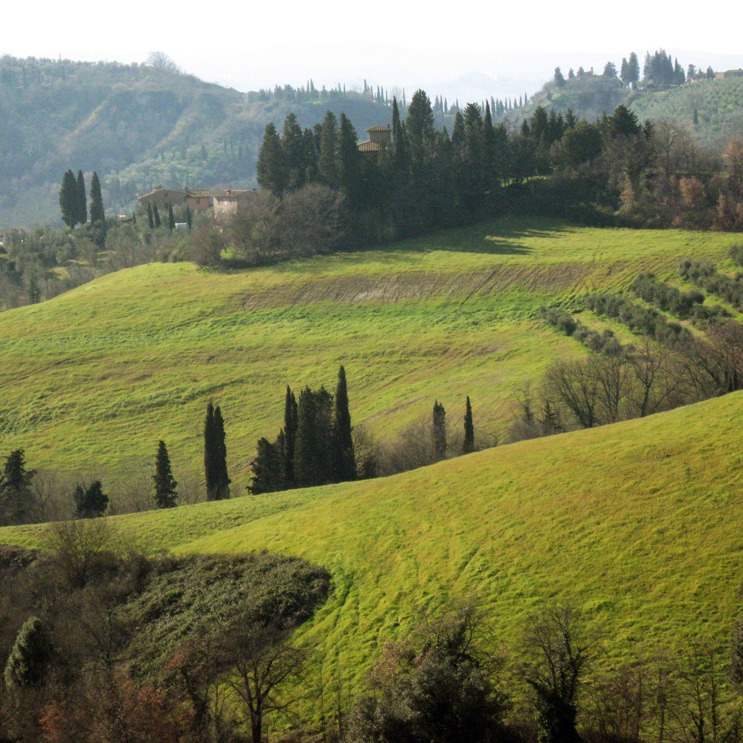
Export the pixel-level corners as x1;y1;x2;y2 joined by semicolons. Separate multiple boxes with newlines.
522;74;743;148
0;217;739;497
2;391;743;710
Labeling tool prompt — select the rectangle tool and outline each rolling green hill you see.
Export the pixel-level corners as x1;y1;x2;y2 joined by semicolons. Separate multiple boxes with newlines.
0;217;738;497
0;57;397;227
2;390;743;716
522;74;743;148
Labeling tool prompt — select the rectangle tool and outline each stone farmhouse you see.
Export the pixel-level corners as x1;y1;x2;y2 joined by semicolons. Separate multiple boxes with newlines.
137;186;251;218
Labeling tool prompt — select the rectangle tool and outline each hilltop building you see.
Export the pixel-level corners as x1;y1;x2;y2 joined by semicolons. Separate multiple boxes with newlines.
358;125;391;153
212;189;251;217
137;187;213;212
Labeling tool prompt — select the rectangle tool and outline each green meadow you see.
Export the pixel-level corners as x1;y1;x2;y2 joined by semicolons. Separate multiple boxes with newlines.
0;216;738;493
1;216;743;720
2;391;743;708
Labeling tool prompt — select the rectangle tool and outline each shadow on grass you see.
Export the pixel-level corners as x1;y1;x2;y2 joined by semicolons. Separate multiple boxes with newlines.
377;217;573;256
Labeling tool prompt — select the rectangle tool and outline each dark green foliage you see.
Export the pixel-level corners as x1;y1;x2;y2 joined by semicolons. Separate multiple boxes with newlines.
680;259;743;311
318;111;340;189
294;386;334;487
0;449;35;525
204;402;230;500
167;203;175;231
153;440;177;508
629;272;723;325
126;553;331;682
89;171;104;224
152;203;161;228
4;616;53;690
585;293;692;347
250;437;285;495
257;122;287;196
59;169;78;227
463;396;475;454
146;202;154;229
75;169;87;226
432;401;446;461
283;386;298;486
346;605;512;743
333;365;357;482
73;480;108;518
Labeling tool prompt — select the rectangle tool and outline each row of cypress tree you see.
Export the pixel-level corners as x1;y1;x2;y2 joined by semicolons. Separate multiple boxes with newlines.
250;366;356;494
58;169;104;228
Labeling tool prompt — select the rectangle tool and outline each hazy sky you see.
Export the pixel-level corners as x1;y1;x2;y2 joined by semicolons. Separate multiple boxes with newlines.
5;0;743;96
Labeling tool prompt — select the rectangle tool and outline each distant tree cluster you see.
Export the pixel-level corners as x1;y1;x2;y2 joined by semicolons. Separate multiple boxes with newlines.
250;366;358;494
58;170;104;229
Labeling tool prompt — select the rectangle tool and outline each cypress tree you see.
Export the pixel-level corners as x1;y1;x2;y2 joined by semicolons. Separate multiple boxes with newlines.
204;402;230;500
213;405;230;499
282;112;306;191
318;111;339;188
76;169;87;225
257;122;287;196
153;440;178;508
432;401;447;461
283;386;298;487
463;396;475;454
204;402;217;499
0;449;35;526
146;202;154;229
294;387;334;487
249;437;284;494
338;114;362;209
59;169;78;227
73;480;108;518
153;203;161;228
333;365;356;482
89;171;105;224
186;205;192;229
167;203;175;231
4;616;53;690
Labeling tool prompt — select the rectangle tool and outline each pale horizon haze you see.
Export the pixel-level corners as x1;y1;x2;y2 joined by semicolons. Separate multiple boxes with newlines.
4;0;743;100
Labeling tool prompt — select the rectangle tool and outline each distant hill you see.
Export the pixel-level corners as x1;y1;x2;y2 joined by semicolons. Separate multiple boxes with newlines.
518;72;743;148
0;57;400;227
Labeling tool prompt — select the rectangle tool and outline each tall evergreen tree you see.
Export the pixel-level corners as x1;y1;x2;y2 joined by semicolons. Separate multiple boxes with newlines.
0;449;35;525
213;405;230;499
4;616;53;690
153;440;178;508
338;114;362;209
282;113;306;191
463;396;475;454
318;111;340;188
433;401;447;461
89;171;105;224
76;169;87;225
249;437;284;495
333;365;356;482
167;203;175;231
406;89;435;170
627;52;640;85
59;169;78;227
283;386;298;487
257;122;287;196
73;480;108;518
146;202;154;229
294;386;334;487
153;203;161;228
205;403;230;500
